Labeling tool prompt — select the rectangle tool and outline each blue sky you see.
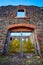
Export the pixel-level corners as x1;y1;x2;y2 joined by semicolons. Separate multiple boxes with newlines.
0;0;43;7
17;12;25;17
11;32;32;36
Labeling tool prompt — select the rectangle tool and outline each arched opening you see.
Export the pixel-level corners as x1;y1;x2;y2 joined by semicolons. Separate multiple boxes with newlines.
3;24;41;57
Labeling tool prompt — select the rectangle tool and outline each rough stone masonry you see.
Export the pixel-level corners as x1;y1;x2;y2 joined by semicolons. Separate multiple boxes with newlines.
0;5;43;56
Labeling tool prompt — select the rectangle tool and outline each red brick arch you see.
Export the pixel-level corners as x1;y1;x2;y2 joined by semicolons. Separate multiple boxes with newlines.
8;24;36;32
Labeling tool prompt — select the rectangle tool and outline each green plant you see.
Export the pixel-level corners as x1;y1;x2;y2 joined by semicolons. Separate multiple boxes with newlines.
0;56;12;64
9;39;20;53
9;38;35;53
22;38;35;53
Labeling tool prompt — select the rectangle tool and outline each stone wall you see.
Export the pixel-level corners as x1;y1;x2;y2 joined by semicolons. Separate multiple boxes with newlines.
0;5;43;53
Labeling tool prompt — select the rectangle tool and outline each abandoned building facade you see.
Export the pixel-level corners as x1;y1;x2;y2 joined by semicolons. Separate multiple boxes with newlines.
0;5;43;56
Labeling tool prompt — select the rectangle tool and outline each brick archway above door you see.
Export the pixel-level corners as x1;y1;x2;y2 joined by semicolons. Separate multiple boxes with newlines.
8;24;36;32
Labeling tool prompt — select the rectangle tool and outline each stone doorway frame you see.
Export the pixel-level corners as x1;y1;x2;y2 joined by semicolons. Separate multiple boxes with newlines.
3;23;41;57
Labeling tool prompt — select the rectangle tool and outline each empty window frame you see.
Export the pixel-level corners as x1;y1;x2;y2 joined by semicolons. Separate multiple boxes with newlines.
17;9;26;17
